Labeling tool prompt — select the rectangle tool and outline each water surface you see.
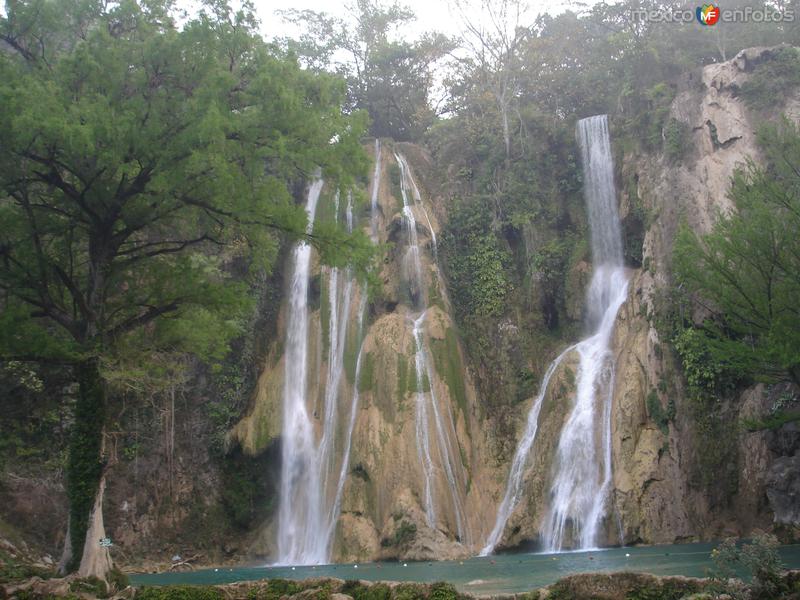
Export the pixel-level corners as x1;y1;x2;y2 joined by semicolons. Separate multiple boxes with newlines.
131;543;800;596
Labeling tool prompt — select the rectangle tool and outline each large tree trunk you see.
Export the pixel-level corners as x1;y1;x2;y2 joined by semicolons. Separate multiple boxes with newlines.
65;358;112;580
78;475;113;580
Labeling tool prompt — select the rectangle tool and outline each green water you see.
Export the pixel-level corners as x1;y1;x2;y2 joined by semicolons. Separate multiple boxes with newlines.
130;543;800;596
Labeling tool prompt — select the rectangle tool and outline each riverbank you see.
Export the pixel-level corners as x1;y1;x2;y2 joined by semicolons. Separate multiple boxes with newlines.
5;570;800;600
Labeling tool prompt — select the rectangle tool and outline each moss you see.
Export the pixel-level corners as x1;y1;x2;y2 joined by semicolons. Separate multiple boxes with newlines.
664;118;688;162
381;515;417;548
344;327;361;385
429;328;468;418
320;274;331;361
66;358;106;572
646;388;674;435
358;352;375;393
388;162;402;200
397;353;409;407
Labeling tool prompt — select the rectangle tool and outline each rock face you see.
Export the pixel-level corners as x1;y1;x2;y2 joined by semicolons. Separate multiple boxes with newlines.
607;46;800;545
231;142;502;562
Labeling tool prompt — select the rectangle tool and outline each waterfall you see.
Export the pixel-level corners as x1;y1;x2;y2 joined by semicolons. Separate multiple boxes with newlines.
276;178;326;565
481;114;628;555
541;114;627;552
479;344;577;556
395;152;467;544
276;140;382;565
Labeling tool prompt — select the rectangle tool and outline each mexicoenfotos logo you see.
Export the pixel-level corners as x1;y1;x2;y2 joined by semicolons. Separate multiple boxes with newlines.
631;5;795;24
696;4;721;26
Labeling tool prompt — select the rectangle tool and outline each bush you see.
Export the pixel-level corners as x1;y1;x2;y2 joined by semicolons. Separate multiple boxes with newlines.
392;583;427;600
740;48;800;111
710;534;789;599
428;582;459;600
341;581;391;600
136;585;223;600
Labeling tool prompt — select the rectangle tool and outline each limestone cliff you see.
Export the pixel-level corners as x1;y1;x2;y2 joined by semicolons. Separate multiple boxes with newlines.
482;46;800;551
231;142;502;562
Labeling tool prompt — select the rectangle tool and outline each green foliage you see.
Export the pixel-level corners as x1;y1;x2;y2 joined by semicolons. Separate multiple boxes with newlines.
279;3;452;141
430;328;468;418
389;163;403;200
674;120;800;387
263;579;303;600
392;583;427;600
69;576;109;598
66;360;106;572
664;118;689;163
358;352;375;393
109;566;131;591
381;516;417;547
428;583;459;600
710;535;789;599
0;548;55;584
341;581;391;600
0;0;371;573
441;197;512;320
624;579;703;600
136;586;223;600
396;354;409;405
742;410;800;432
673;327;739;401
646;389;675;435
740;47;800;111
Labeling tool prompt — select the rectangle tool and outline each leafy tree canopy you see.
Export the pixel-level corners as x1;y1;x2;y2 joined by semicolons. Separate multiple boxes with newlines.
675;119;800;386
0;0;371;369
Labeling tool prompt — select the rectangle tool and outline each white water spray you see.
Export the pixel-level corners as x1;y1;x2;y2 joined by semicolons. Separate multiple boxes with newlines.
276;179;326;565
396;152;467;543
481;114;628;555
276;141;383;565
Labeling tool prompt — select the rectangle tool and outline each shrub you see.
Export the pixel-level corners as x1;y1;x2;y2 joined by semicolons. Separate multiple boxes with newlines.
136;585;223;600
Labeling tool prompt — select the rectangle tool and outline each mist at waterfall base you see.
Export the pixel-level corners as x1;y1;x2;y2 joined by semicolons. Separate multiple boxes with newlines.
131;543;800;594
482;115;628;555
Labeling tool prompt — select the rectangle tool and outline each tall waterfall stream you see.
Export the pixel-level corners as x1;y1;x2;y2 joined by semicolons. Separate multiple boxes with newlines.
482;115;628;554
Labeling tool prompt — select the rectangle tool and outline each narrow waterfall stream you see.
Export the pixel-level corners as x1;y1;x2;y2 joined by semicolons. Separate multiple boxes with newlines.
276;178;326;565
395;152;467;545
482;115;628;555
276;142;382;565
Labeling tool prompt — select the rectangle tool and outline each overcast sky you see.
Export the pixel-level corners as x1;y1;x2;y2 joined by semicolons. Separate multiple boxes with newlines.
242;0;581;40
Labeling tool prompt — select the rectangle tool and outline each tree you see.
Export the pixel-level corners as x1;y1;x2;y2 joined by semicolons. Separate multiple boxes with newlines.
451;0;530;159
278;0;453;140
0;0;369;580
674;120;800;386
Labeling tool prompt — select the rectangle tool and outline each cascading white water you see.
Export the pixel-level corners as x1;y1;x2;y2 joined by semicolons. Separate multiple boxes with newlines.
541;114;627;552
481;114;628;555
371;139;382;242
276;178;326;565
479;344;577;556
277;142;382;565
396;152;467;544
316;191;356;557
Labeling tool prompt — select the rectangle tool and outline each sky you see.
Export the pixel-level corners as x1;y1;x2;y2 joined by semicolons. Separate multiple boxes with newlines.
242;0;581;41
